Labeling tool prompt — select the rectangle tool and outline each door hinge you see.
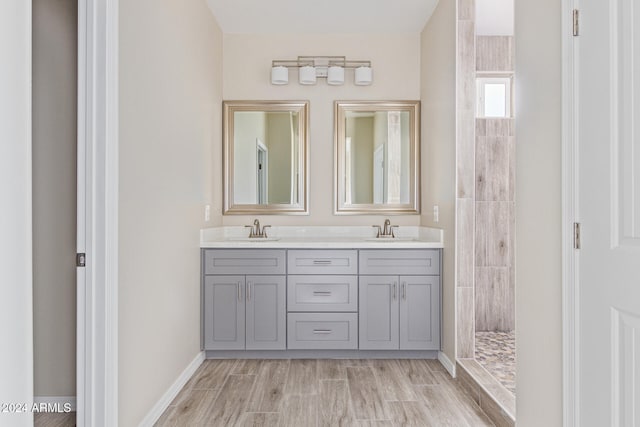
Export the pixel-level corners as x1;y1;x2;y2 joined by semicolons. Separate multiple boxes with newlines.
76;253;86;267
573;9;580;36
574;223;581;249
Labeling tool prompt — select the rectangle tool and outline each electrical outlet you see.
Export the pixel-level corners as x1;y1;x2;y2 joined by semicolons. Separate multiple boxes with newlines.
433;205;439;223
204;204;211;222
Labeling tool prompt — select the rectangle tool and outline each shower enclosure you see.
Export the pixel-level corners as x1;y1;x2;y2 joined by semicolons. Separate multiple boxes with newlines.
455;0;516;424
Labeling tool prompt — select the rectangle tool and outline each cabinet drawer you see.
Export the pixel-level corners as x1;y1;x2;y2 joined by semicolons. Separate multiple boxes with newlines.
203;249;286;275
288;275;357;312
359;249;440;275
287;250;357;275
287;313;358;349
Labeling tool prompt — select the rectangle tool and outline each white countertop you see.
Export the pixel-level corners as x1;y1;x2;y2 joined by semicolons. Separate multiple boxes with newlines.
200;226;444;249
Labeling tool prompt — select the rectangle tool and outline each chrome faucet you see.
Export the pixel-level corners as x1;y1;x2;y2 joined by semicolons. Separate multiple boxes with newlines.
372;219;398;238
245;219;271;238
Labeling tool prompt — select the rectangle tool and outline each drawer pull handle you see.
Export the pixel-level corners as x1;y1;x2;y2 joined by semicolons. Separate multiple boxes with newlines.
313;291;332;296
313;260;332;265
313;329;333;334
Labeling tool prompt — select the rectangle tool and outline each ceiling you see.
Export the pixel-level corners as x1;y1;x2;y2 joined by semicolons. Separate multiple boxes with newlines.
206;0;440;34
476;0;514;35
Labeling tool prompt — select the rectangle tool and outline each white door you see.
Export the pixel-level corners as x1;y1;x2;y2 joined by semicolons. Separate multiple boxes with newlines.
0;1;34;425
76;14;88;418
256;140;268;204
373;144;385;204
76;0;119;424
577;1;640;425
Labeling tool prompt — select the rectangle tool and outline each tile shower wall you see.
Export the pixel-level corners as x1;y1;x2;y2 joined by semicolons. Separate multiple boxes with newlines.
456;0;476;359
475;36;515;332
476;36;513;72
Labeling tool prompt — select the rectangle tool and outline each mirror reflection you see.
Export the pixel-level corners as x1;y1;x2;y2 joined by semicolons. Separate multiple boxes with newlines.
335;101;420;214
344;110;411;205
224;101;308;214
233;111;300;205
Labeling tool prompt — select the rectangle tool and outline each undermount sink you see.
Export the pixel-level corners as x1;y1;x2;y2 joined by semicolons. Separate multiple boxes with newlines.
364;237;417;242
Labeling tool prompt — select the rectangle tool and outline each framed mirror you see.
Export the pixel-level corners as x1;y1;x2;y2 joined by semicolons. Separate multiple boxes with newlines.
334;101;420;214
223;100;309;215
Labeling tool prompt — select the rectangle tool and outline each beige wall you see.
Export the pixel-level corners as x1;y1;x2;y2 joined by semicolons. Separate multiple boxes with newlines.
265;113;293;203
420;0;457;363
515;0;562;425
222;33;422;225
350;117;374;203
118;0;223;424
32;0;77;398
233;112;264;203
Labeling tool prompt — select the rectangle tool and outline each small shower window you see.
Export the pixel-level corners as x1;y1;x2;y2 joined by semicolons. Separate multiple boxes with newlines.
477;76;513;118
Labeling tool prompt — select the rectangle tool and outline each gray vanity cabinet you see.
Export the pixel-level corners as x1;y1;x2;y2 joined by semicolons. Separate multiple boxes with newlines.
286;249;359;349
399;275;440;350
202;249;286;351
359;250;441;351
358;276;399;350
245;276;286;350
202;247;441;353
203;275;245;350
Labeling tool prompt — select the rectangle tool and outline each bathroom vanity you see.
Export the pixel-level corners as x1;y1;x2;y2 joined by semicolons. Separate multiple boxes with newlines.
200;226;443;357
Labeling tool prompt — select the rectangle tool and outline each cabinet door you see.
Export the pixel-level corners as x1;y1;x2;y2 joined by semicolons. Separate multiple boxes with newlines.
399;275;440;350
288;250;358;275
360;250;440;276
287;275;358;312
203;249;286;275
359;276;399;350
246;275;286;350
203;276;245;350
287;313;358;350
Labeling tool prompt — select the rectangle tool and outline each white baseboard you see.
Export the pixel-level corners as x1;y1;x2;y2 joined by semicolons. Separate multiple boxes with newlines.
33;396;76;412
139;351;205;427
438;351;456;377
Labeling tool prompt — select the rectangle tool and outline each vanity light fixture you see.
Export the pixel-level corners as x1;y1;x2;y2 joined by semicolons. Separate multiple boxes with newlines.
298;65;317;85
270;56;372;86
327;65;345;85
354;66;373;86
271;65;289;85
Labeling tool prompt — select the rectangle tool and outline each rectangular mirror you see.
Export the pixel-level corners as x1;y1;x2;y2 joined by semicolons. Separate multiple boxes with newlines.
224;101;309;215
334;101;420;214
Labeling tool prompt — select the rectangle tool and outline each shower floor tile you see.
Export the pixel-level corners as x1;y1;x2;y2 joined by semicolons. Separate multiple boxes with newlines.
475;331;516;394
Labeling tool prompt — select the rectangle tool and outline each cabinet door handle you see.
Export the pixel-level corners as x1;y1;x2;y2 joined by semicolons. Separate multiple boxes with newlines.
393;282;397;300
402;282;407;300
313;291;332;296
237;282;242;302
247;282;252;301
313;329;333;334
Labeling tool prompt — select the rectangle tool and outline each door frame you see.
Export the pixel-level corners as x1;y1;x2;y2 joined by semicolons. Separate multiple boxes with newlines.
561;0;580;425
77;0;119;425
76;0;583;424
256;138;268;204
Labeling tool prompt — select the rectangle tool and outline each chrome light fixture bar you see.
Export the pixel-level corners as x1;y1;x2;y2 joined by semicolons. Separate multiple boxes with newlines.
271;56;373;86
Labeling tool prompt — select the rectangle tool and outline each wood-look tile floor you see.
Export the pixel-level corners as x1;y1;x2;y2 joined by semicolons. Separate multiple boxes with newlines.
156;359;495;426
34;412;75;427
